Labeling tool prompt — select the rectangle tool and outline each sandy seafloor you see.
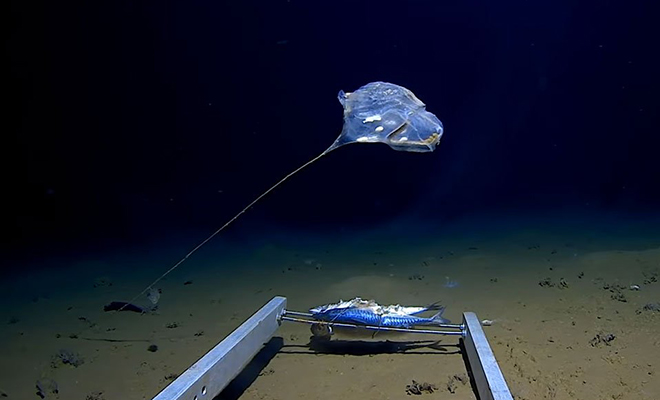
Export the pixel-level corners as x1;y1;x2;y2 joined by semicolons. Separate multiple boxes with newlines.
1;211;659;400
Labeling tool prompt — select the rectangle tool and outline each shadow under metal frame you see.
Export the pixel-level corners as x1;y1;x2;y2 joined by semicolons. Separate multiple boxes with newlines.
152;296;513;400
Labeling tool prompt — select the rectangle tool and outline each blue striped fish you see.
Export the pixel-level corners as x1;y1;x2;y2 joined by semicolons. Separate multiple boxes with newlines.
310;299;450;328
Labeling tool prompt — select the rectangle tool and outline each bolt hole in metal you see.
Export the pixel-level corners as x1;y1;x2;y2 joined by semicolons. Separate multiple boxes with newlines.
192;385;208;399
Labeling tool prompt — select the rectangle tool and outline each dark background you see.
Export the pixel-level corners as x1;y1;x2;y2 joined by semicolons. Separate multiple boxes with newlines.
6;0;659;257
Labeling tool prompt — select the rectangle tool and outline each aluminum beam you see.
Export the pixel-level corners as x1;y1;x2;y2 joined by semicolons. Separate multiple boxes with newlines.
152;296;286;400
462;312;514;400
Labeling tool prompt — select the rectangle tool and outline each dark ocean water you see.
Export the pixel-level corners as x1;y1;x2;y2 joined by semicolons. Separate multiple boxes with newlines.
6;1;660;399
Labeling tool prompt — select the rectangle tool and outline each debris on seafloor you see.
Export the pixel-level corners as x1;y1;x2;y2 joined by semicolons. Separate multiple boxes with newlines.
642;270;658;285
103;287;161;314
103;301;150;313
538;277;569;289
163;373;179;383
405;380;437;395
589;332;616;347
601;282;628;303
85;391;105;400
538;277;554;288
52;348;84;368
636;302;660;314
36;379;58;399
446;373;469;393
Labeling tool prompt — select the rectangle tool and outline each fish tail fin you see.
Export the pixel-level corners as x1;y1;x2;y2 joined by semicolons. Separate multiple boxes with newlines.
425;301;444;312
408;301;443;316
430;306;451;325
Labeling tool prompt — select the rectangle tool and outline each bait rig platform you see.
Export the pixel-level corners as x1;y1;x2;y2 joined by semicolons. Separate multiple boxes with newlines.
153;296;513;400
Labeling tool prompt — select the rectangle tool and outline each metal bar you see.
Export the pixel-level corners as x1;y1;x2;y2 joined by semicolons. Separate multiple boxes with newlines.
280;315;464;335
462;312;513;400
283;310;312;317
152;296;287;400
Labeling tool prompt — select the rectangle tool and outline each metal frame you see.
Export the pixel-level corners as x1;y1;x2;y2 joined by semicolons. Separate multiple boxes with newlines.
152;296;286;400
152;296;512;400
462;312;514;400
